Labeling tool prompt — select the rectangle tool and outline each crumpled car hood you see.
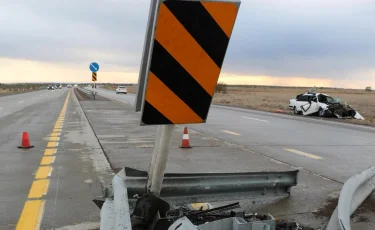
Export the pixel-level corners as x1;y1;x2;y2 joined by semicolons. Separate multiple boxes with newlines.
325;103;364;120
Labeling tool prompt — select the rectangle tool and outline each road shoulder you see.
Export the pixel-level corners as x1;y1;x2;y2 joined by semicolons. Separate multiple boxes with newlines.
40;89;113;230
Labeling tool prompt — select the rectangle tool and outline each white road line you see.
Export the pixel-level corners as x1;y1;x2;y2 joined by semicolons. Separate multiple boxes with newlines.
284;149;322;160
221;130;241;136
18;101;24;104
242;116;269;122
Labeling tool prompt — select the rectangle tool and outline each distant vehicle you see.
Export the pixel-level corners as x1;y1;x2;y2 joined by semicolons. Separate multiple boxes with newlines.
67;84;72;88
55;83;62;89
116;86;128;94
47;85;54;90
74;84;78;87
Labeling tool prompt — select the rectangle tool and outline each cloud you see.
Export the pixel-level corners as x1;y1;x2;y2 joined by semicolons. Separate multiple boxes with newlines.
223;0;375;79
0;0;374;86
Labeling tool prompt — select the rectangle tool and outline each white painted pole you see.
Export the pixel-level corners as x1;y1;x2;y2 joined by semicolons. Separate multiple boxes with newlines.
147;125;162;190
150;124;175;196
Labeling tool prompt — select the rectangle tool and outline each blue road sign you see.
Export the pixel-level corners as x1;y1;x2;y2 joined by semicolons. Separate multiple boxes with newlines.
90;62;99;72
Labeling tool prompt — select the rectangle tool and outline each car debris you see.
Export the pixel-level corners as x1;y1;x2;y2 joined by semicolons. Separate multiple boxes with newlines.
289;91;364;120
129;192;317;230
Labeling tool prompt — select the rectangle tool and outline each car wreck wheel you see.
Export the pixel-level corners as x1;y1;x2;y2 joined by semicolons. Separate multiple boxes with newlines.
293;107;299;115
319;108;326;117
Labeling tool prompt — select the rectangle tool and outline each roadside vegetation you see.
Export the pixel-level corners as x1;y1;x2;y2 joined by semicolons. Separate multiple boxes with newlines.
0;83;48;95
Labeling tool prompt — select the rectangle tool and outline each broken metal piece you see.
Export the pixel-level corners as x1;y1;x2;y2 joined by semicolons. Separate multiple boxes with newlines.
92;199;105;209
131;192;172;230
186;202;240;217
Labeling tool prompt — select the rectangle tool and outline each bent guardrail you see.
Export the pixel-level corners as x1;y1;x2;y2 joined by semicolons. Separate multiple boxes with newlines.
326;167;375;230
99;167;299;230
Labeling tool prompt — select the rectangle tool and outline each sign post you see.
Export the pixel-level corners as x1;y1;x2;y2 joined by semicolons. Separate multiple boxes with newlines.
139;0;241;195
135;0;160;112
90;62;99;89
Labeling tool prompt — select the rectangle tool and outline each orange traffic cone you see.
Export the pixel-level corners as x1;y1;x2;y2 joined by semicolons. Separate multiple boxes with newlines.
18;132;34;149
180;127;192;148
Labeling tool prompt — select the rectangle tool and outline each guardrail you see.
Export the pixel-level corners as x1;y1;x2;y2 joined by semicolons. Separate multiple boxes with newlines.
77;87;96;100
99;167;299;230
326;167;375;230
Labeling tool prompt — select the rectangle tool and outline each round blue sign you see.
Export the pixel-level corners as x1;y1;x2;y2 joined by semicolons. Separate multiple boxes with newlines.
90;62;99;72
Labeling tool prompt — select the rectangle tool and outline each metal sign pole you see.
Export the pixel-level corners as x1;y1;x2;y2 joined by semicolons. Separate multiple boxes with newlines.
135;0;160;112
149;124;175;195
147;125;162;190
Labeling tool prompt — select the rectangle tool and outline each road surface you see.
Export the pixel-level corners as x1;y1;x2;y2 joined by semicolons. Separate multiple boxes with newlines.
89;87;375;183
0;88;112;229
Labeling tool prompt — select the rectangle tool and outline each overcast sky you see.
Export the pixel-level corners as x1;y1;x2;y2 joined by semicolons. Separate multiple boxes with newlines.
0;0;374;88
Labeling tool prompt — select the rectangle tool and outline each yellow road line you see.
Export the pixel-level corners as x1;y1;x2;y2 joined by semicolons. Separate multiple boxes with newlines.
28;179;50;198
17;91;70;230
221;130;241;136
46;142;58;148
44;149;56;156
35;166;53;179
48;136;60;142
49;133;60;137
16;200;45;230
40;156;56;165
284;149;323;160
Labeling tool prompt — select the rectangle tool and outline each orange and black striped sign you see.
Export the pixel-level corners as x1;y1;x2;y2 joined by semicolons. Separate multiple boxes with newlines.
92;72;97;82
141;0;240;125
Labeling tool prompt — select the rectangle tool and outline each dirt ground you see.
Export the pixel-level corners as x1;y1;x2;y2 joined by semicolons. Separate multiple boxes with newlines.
212;86;375;127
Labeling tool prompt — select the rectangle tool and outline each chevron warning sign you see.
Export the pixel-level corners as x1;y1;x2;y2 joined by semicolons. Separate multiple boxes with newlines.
140;0;240;125
92;72;97;82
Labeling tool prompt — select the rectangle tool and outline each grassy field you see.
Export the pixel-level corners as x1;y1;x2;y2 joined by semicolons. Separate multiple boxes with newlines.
212;86;375;126
104;84;374;126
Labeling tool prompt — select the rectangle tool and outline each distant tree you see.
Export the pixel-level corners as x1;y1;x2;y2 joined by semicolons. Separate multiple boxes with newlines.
222;83;228;94
365;86;372;92
215;82;228;94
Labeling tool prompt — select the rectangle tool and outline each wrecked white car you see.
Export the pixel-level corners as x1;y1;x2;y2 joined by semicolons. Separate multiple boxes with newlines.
289;92;364;120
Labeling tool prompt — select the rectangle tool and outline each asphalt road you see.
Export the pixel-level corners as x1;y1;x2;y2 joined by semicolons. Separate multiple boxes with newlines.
0;88;112;229
90;87;375;183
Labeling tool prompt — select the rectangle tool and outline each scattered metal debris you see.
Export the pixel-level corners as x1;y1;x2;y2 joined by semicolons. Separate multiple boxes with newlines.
127;192;320;230
275;220;315;230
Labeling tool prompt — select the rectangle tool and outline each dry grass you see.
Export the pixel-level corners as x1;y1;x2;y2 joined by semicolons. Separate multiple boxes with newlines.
0;85;40;95
212;86;375;126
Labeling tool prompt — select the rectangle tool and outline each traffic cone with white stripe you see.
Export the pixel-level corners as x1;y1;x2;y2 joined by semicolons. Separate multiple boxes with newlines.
180;127;192;148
